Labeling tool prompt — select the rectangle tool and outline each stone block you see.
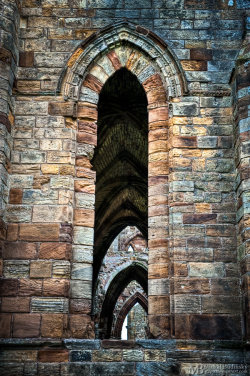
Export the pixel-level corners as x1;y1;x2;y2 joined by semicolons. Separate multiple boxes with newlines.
148;279;169;296
69;299;91;314
122;349;144;361
74;209;94;227
148;264;168;279
3;260;30;278
15;101;48;116
144;350;166;362
91;362;134;376
9;188;23;204
30;261;52;278
3;242;37;259
174;295;201;313
148;315;170;338
13;313;40;337
70;350;92;362
43;279;70;297
5;205;32;223
70;280;92;299
19;279;43;296
31;297;69;313
172;136;197;148
52;261;71;278
0;279;19;296
69;314;94;338
39;242;71;260
72;245;93;263
71;263;92;281
1;297;30;313
32;205;72;223
38;363;60;376
19;51;34;67
148;296;170;315
38;349;68;362
19;224;60;241
92;349;122;362
41;313;65;338
0;314;11;337
189;262;225;278
74;226;94;246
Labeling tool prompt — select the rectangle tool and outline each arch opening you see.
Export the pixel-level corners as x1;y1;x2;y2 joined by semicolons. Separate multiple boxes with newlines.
92;67;148;286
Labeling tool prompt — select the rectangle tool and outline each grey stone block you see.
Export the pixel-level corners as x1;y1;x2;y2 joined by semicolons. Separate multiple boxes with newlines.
91;362;135;376
136;362;179;376
64;339;101;350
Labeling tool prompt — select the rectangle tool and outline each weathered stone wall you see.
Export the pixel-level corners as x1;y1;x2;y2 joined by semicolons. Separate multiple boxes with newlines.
0;0;249;373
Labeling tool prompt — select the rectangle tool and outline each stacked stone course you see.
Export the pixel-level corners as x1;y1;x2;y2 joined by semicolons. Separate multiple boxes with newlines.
0;0;249;374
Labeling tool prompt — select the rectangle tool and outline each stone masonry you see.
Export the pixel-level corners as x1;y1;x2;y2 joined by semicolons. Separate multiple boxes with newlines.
0;0;249;375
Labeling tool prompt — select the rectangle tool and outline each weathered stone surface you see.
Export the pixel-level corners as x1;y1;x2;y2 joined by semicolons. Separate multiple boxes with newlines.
31;297;69;313
13;314;40;338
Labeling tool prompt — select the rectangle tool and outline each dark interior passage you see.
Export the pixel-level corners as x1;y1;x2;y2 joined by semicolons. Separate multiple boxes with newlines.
92;67;148;287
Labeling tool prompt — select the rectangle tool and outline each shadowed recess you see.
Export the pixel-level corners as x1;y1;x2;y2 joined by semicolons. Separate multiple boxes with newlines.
92;67;148;284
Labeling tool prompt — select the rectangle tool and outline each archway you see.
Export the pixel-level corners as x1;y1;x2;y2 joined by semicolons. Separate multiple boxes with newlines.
99;263;147;338
60;21;187;339
113;291;148;339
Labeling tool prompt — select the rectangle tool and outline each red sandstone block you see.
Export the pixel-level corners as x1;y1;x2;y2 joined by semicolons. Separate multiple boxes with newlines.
39;243;71;260
13;313;41;337
148;264;168;279
82;74;103;93
78;120;97;134
76;156;92;168
76;167;96;179
77;103;97;120
1;297;30;312
30;261;52;278
190;48;212;61
19;279;43;296
148;238;169;250
0;313;11;337
174;278;210;294
148;106;168;123
38;349;69;362
172;262;188;277
148;296;170;315
9;188;23;204
148;314;170;339
183;214;217;224
107;50;122;70
74;180;95;194
0;279;19;296
43;279;70;297
74;209;94;227
77;131;97;145
148;161;169;176
19;51;34;67
172;136;197;148
41;313;65;338
147;87;167;104
3;242;37;259
6;224;19;241
19;224;60;241
69;314;94;338
142;73;164;92
206;224;235;237
175;314;190;339
149;249;169;264
149;128;168;142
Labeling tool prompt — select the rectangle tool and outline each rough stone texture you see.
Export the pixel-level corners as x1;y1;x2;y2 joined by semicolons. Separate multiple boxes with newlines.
0;0;249;373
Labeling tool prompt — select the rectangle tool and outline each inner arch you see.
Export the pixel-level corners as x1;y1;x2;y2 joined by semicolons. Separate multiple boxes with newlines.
92;67;148;285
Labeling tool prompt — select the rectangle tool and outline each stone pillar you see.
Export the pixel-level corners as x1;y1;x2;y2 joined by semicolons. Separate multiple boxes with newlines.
0;0;19;239
233;33;250;340
144;74;170;338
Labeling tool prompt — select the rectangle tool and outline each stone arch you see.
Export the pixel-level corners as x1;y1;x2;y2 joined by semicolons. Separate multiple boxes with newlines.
65;21;187;339
61;21;188;101
99;262;147;338
112;291;148;339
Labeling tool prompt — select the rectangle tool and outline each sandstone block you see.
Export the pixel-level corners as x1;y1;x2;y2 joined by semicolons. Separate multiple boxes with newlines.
148;279;169;296
9;188;22;204
41;313;65;338
71;263;92;281
19;279;43;296
70;280;92;299
73;226;94;246
3;242;37;259
0;313;11;337
144;349;166;362
92;349;122;362
1;297;30;313
13;313;40;337
43;279;70;297
32;205;72;223
5;205;32;223
69;314;94;338
19;51;34;67
148;296;170;315
19;224;60;241
74;209;94;227
30;261;52;278
72;245;93;263
69;298;91;314
39;242;71;260
38;349;68;362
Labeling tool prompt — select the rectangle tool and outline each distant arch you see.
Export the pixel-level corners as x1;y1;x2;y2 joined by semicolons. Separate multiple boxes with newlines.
99;262;147;338
112;291;148;339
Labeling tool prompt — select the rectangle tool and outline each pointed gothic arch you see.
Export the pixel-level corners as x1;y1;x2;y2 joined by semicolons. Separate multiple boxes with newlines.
112;291;148;339
61;21;188;339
